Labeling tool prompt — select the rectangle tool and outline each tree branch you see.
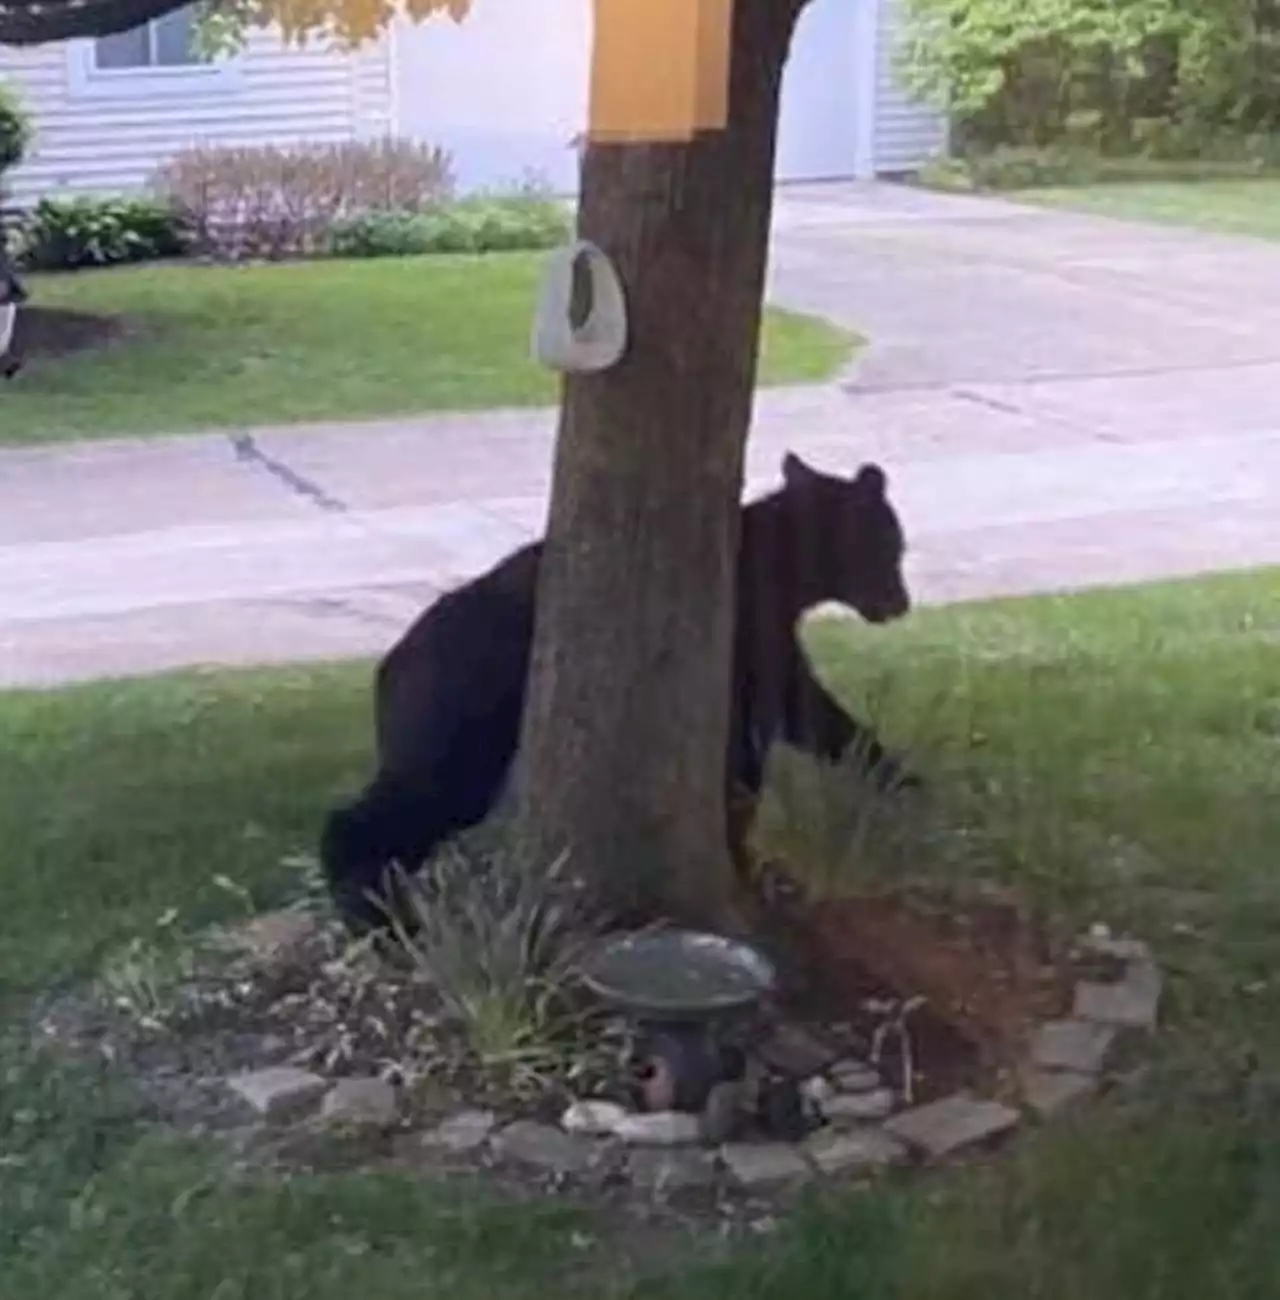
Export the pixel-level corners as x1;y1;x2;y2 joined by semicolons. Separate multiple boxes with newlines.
0;0;193;45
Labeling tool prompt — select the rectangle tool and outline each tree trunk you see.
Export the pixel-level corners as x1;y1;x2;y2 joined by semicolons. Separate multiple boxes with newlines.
514;0;809;928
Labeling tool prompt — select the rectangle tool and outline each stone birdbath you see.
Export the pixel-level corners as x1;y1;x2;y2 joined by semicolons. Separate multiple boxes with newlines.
580;928;789;1129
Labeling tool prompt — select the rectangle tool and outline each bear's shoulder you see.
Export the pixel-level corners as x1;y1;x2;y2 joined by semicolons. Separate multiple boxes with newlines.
380;539;541;676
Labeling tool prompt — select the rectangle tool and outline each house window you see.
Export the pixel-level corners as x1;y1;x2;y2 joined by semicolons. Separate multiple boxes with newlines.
93;6;204;70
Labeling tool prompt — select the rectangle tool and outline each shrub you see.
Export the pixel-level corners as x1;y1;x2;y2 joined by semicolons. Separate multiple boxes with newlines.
917;145;1107;192
915;143;1279;193
153;137;456;261
899;0;1280;157
326;208;428;258
327;194;571;258
0;83;31;178
387;827;598;1084
16;195;188;271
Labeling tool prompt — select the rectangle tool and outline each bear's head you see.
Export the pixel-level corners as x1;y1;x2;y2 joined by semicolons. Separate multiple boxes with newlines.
779;451;910;624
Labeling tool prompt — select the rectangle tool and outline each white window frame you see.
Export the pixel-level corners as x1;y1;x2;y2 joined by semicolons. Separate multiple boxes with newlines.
66;6;243;102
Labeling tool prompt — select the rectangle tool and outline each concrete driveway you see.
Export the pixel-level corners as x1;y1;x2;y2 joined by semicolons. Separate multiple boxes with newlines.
3;182;1279;688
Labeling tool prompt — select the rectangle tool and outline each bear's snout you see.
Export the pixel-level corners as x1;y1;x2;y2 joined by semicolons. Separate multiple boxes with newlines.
862;584;911;624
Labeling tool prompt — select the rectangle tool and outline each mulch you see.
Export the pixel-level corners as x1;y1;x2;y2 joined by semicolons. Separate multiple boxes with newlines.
12;306;133;359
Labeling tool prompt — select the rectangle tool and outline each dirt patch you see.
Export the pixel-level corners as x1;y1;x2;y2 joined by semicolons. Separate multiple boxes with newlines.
761;883;1074;1102
816;893;1068;1046
13;306;133;358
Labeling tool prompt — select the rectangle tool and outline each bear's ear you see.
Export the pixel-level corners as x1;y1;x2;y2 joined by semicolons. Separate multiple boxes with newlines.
782;451;817;486
853;463;887;498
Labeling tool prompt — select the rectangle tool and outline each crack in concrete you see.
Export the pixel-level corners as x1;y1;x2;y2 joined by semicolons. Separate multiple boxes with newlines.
947;386;1112;439
229;433;348;514
951;388;1022;415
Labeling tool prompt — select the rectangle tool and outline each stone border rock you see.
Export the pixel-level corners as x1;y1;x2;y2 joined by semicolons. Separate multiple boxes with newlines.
215;920;1163;1196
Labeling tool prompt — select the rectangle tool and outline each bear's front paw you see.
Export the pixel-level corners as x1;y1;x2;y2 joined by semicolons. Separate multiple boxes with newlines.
871;755;924;796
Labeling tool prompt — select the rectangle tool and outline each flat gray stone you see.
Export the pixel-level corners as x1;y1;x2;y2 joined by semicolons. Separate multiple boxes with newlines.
421;1109;497;1154
320;1077;398;1127
614;1111;703;1147
222;910;317;965
720;1142;813;1187
628;1147;718;1192
1021;1067;1098;1118
226;1067;327;1121
757;1024;840;1078
700;1081;747;1144
493;1120;599;1174
804;1126;907;1175
801;1075;836;1106
884;1094;1021;1159
1079;932;1152;963
830;1061;882;1093
1030;1019;1117;1074
1073;962;1162;1030
562;1100;629;1137
822;1087;896;1123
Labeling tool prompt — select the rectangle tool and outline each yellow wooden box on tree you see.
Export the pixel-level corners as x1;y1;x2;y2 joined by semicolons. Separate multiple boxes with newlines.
587;0;734;144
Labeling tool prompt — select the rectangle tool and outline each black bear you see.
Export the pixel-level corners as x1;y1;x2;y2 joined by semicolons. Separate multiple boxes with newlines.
321;452;912;934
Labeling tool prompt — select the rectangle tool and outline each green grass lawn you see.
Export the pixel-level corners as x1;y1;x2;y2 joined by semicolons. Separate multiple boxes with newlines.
1019;178;1280;242
3;567;1280;1298
0;256;857;448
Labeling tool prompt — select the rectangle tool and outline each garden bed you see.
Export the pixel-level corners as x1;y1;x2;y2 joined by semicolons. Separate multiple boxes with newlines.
27;837;1157;1237
12;306;133;358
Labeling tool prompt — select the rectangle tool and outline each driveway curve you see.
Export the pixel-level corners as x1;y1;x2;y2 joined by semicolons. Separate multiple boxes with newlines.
769;181;1280;390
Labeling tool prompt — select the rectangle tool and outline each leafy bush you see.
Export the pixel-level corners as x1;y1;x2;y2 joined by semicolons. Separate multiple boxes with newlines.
16;195;188;271
386;828;598;1083
916;143;1280;193
325;208;430;258
918;145;1118;191
0;83;31;178
327;194;571;258
899;0;1280;157
153;137;456;261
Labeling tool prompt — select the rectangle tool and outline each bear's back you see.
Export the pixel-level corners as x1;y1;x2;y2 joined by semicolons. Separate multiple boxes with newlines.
375;540;542;771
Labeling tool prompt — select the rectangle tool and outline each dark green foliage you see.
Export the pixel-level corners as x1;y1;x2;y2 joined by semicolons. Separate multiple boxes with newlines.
900;0;1280;159
0;83;30;178
917;143;1280;192
327;196;572;259
17;195;188;271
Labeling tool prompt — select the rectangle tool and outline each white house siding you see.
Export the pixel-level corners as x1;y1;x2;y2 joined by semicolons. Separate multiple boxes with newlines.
0;29;393;206
1;0;946;207
392;0;872;195
391;0;590;197
775;0;862;182
871;0;948;174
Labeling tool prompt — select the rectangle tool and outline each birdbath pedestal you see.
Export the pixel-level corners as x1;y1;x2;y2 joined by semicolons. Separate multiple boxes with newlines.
580;928;778;1114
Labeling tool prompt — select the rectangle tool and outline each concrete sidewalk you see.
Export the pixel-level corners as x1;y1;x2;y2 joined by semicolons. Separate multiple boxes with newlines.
3;183;1280;689
4;389;1278;688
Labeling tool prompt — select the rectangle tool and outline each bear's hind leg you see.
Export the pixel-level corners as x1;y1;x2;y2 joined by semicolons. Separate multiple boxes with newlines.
319;773;461;936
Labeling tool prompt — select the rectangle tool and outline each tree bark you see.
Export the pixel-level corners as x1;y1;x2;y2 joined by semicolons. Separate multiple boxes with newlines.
515;0;809;928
